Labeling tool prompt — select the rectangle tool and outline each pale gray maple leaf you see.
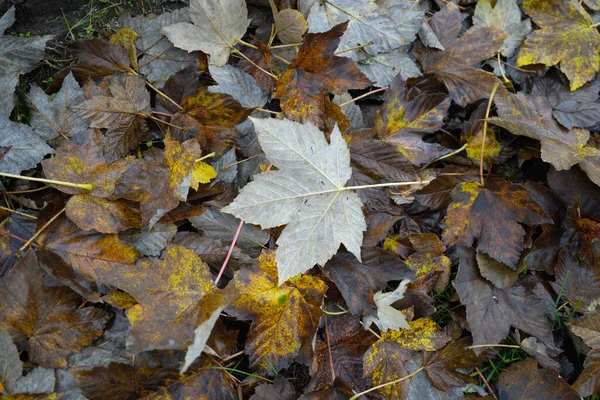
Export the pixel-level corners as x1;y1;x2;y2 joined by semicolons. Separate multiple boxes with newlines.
121;8;197;88
160;0;251;66
27;72;87;141
222;118;367;284
355;46;422;87
0;328;22;394
363;279;411;332
473;0;531;58
306;0;423;56
208;64;268;108
0;119;53;174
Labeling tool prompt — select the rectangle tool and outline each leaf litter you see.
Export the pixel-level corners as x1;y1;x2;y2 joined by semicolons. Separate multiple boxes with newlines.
1;0;600;398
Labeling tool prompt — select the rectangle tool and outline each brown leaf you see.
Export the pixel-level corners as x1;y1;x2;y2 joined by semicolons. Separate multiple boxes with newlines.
412;3;508;106
489;92;598;171
0;251;108;368
251;376;296;400
405;233;451;292
274;22;371;129
180;88;252;128
38;217;140;300
0;213;35;278
65;195;142;234
497;358;580;400
422;337;486;391
375;74;450;139
568;309;600;349
100;245;227;354
363;339;412;399
240;37;276;94
454;246;555;352
73;361;176;400
74;74;151;162
573;348;600;397
413;165;479;212
230;251;327;370
442;179;552;268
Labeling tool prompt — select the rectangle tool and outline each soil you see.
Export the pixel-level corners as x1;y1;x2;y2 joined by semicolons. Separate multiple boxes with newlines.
1;0;92;36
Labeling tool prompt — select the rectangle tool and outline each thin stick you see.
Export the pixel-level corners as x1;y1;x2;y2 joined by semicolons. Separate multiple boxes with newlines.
196;152;216;163
480;82;500;185
222;155;259;170
476;366;498;400
270;43;302;49
257;107;281;115
591;21;600;28
231;48;278;80
0;228;40;247
0;206;37;220
419;143;468;171
324;318;336;381
19;208;65;251
131;69;184;111
0;172;93;191
145;114;185;130
221;350;245;363
339;86;388;107
214;219;243;286
5;186;50;194
321;308;348;315
497;53;510;85
151;110;174;118
466;344;520;350
349;366;424;400
498;59;536;73
137;43;174;70
335;41;374;55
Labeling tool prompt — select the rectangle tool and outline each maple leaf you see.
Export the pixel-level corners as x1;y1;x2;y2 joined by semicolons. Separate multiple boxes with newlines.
26;72;87;142
273;22;371;130
306;0;424;74
405;233;451;292
122;8;198;87
0;251;108;368
489;92;598;171
363;280;411;332
101;245;230;356
73;74;151;161
65;195;142;234
473;0;532;58
230;251;327;370
0;328;22;394
160;0;250;66
208;65;268;109
517;0;600;91
269;0;307;44
38;217;140;300
442;179;552;268
412;3;508;106
0;117;53;175
454;246;555;351
497;359;580;400
223;118;367;284
569;309;600;349
0;211;35;277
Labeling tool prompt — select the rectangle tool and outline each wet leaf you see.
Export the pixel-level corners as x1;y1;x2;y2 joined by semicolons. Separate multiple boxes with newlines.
230;251;327;370
273;23;371;130
412;3;507;106
222;118;366;284
405;233;451;292
454;246;555;351
0;328;22;394
0;251;108;368
489;92;598;171
208;64;268;108
0;118;53;175
517;0;600;90
497;358;580;400
442;180;552;268
269;0;307;44
568;309;600;349
161;0;250;66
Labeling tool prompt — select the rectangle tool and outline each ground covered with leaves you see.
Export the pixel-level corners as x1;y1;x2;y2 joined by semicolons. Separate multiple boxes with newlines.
1;0;600;398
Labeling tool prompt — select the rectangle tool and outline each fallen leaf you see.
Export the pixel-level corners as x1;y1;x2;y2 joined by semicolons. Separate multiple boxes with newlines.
230;251;327;370
363;280;411;332
0;118;53;175
0;251;108;368
517;0;600;90
412;3;507;106
443;179;552;268
251;376;296;400
0;328;22;394
405;233;451;292
208;64;268;108
223;118;366;284
454;246;555;351
568;309;600;349
269;0;307;44
273;22;371;130
65;195;142;234
161;0;250;66
573;348;600;398
497;358;580;399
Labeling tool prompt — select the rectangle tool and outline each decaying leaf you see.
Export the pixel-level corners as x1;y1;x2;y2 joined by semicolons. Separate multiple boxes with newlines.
0;251;108;368
443;180;552;268
273;22;371;130
517;0;600;90
363;280;411;332
230;251;326;370
223;118;366;284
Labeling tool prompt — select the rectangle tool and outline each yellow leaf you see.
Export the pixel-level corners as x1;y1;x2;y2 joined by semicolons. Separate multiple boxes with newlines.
191;161;217;190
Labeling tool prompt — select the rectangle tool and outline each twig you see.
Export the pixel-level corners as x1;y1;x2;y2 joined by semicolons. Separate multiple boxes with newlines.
475;366;498;400
151;110;174;118
325;318;336;381
137;43;174;70
419;143;468;171
0;206;37;219
19;208;65;251
5;186;50;195
196;152;216;163
480;82;500;185
339;86;388;107
349;366;424;400
335;41;374;55
0;228;40;247
466;344;520;350
130;69;183;111
231;48;279;80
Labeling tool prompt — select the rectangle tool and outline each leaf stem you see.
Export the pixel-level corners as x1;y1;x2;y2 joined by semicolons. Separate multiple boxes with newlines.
419;143;468;171
344;180;434;191
270;43;302;49
231;48;279;80
475;366;498;400
335;41;374;55
196;152;216;163
339;86;388;107
0;172;93;191
349;366;424;399
466;344;521;350
144;114;185;130
130;69;183;111
0;228;40;247
151;110;174;118
0;206;37;219
591;21;600;29
481;82;500;185
257;107;281;115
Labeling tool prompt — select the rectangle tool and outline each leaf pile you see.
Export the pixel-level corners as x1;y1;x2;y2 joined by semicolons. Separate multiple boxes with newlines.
1;0;600;398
